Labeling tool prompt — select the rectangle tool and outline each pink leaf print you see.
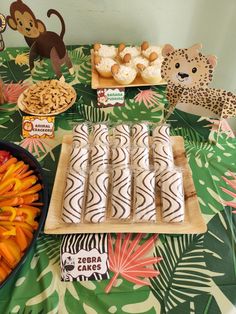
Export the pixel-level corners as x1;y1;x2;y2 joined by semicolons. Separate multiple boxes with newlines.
221;171;236;213
3;81;29;104
20;138;51;158
105;233;162;293
134;89;163;109
204;118;235;139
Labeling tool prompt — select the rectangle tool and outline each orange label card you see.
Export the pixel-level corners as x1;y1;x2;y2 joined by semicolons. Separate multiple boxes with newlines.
22;116;55;138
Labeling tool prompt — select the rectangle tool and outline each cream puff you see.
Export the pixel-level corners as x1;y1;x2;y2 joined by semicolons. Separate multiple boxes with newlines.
137;63;162;85
141;41;162;59
94;55;116;78
118;43;141;60
111;64;137;85
94;43;117;58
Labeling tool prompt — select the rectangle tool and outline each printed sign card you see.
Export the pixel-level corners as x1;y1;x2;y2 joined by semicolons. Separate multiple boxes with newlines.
22;116;55;138
60;234;109;281
97;88;125;108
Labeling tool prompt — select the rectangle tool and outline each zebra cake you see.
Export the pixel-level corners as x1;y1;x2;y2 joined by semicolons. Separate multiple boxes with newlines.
69;146;89;171
84;170;109;223
153;143;174;188
92;123;109;146
62;169;87;224
133;169;156;222
161;168;184;222
90;145;110;170
111;147;130;168
73;123;89;147
153;124;171;145
132;147;150;170
113;123;130;147
111;168;132;219
132;123;149;147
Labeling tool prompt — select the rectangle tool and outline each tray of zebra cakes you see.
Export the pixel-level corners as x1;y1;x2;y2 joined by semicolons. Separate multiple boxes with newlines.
44;122;207;234
91;42;166;89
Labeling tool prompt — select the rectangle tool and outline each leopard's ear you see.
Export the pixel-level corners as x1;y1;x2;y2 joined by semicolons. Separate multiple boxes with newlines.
162;44;175;57
188;43;202;57
207;55;217;68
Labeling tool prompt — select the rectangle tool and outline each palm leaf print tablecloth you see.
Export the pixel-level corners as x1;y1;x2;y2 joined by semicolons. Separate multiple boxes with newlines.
0;46;236;314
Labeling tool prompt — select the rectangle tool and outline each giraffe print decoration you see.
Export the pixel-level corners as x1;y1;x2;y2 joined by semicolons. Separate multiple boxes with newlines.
161;43;236;124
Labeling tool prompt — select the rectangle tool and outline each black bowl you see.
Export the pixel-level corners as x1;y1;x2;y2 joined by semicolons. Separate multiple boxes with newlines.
0;141;48;289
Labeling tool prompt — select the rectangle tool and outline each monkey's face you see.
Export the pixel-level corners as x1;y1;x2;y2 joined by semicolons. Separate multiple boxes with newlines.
14;10;41;38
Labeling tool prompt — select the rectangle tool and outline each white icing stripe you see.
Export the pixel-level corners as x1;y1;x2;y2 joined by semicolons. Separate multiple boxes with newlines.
132;147;149;170
153;125;170;144
73;123;89;147
69;147;89;171
132;123;149;147
90;145;109;170
113;124;130;147
84;171;109;223
111;168;132;219
134;170;156;222
92;124;109;146
111;147;130;168
161;169;184;222
62;169;87;223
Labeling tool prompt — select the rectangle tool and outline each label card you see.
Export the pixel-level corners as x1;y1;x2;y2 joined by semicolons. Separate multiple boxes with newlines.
97;88;125;108
60;234;109;281
22;116;55;138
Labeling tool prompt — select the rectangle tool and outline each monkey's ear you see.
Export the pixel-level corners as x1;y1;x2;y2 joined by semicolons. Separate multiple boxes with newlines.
37;20;46;33
6;16;17;30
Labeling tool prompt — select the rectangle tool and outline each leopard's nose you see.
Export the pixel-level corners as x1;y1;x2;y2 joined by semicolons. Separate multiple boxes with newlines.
178;72;189;79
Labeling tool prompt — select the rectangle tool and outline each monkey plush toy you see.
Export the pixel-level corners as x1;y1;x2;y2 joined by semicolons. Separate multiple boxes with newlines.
7;0;74;81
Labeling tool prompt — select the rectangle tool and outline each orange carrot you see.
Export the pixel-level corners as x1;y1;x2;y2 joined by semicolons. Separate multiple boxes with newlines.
21;226;33;242
15;227;28;251
0;197;23;207
0;158;17;174
18;184;42;196
17;170;33;180
0;183;14;195
21;194;39;204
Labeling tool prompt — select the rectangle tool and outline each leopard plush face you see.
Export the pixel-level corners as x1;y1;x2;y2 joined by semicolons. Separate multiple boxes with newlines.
161;44;217;89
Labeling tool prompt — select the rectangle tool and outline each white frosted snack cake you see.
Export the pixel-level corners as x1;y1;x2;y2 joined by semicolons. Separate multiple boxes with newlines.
132;147;150;170
133;169;156;222
94;43;117;58
111;64;137;85
161;168;185;222
94;55;116;78
84;170;109;223
62;168;87;224
69;146;89;172
132;122;149;147
111;168;132;220
112;147;130;168
153;124;171;145
72;123;89;147
112;123;130;147
90;145;110;170
92;123;109;146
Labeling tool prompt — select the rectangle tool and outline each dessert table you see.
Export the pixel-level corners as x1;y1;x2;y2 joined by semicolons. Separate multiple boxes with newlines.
0;45;236;314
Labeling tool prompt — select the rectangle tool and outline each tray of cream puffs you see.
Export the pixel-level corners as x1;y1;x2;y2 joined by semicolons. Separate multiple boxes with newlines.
44;122;207;235
91;42;166;89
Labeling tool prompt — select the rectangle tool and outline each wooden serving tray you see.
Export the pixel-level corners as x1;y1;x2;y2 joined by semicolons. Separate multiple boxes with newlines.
91;50;166;89
44;135;207;234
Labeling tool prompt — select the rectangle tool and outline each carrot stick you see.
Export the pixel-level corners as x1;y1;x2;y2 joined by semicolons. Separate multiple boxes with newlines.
0;197;23;207
15;227;28;251
18;184;42;196
22;194;39;204
0;158;17;174
17;170;33;180
0;184;14;195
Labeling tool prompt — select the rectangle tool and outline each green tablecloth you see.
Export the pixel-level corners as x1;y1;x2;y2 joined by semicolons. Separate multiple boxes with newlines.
0;45;236;314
